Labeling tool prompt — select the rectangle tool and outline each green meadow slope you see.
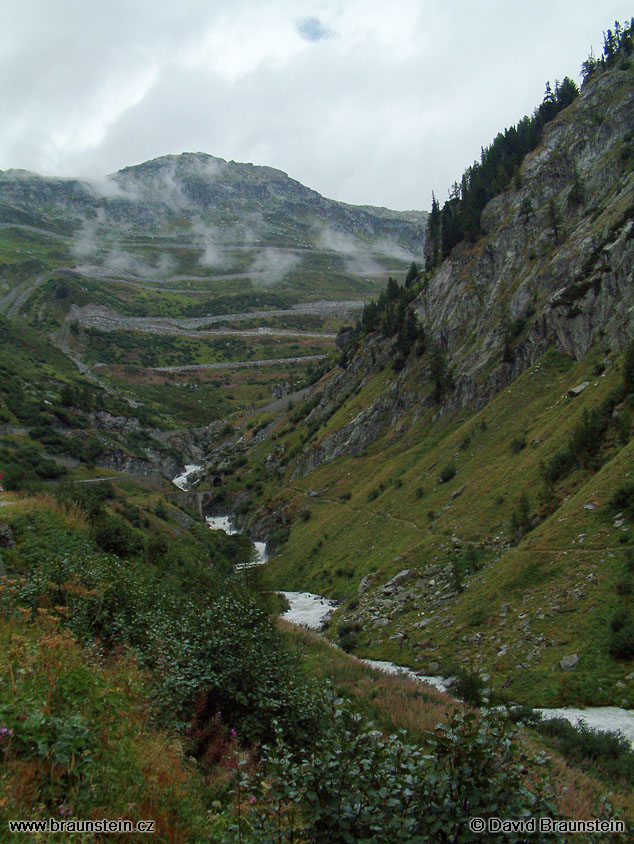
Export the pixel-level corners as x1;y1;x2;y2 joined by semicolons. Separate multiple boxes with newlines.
197;59;634;710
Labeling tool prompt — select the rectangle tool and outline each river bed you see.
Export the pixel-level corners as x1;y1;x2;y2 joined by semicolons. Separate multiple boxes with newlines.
279;591;337;629
279;591;634;746
199;514;634;747
205;514;268;568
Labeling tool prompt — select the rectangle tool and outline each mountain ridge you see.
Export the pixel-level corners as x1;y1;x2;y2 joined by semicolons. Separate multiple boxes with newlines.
0;151;426;254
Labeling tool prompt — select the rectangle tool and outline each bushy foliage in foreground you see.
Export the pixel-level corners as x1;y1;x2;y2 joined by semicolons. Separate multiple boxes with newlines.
0;614;215;837
2;506;321;746
226;696;563;844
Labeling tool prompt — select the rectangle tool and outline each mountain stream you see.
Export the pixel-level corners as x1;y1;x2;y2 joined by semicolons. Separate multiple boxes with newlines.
171;467;634;747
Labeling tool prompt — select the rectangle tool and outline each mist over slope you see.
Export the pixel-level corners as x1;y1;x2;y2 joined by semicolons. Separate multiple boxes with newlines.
0;152;425;283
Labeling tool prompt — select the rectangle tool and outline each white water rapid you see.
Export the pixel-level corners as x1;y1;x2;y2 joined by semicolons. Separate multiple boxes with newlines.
205;514;268;569
202;517;634;748
172;464;203;490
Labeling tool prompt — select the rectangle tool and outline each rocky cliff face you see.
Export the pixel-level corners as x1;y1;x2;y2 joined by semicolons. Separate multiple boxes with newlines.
415;66;634;412
289;66;634;477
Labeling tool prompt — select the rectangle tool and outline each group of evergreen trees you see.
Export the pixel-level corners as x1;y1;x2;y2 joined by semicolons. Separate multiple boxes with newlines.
338;264;454;398
581;18;634;79
425;77;579;265
425;19;634;267
354;263;425;369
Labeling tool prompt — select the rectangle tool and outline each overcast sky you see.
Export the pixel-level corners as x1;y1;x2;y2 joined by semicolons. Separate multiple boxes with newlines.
1;0;631;210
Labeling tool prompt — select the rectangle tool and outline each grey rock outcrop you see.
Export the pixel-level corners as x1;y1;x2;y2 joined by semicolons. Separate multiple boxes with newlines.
287;67;634;477
414;67;634;414
559;653;579;671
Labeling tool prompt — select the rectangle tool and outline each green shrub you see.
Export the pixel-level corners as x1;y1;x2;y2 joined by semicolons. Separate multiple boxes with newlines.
230;700;562;844
54;481;114;519
454;671;485;705
615;408;632;445
542;396;618;484
147;535;169;562
509;435;527;454
338;631;358;653
92;513;144;557
0;704;94;805
610;607;631;632
507;705;542;725
267;524;291;552
609;624;634;659
3;511;320;748
535;717;634;784
615;573;633;595
0;444;67;489
624;340;634;395
154;499;169;519
610;482;634;519
438;462;456;483
510;491;533;540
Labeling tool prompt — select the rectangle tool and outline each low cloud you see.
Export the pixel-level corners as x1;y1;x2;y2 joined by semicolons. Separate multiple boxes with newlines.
190;221;231;269
71;218;101;261
103;247;176;278
317;226;383;275
146;161;189;210
191;219;260;270
373;238;417;262
192;155;224;179
251;248;300;286
346;253;384;276
71;218;175;277
81;174;140;202
317;227;361;255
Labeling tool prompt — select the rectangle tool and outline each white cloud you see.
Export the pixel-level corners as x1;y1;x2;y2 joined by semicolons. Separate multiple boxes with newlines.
0;0;632;209
251;247;300;285
317;226;414;275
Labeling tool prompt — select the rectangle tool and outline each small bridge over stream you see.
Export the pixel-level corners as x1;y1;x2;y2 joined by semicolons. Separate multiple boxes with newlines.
165;486;223;516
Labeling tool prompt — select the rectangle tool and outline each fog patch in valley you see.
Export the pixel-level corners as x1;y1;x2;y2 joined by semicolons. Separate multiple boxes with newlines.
191;219;259;271
71;217;176;278
317;226;418;275
251;247;300;286
191;221;232;270
373;237;417;262
102;247;176;278
317;227;382;276
71;218;102;261
81;174;141;202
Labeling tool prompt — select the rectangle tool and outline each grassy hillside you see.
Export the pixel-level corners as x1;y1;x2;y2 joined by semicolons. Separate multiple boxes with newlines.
1;493;631;840
226;336;634;709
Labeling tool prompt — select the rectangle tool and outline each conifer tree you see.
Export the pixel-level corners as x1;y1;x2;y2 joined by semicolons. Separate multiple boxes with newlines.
405;261;419;287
